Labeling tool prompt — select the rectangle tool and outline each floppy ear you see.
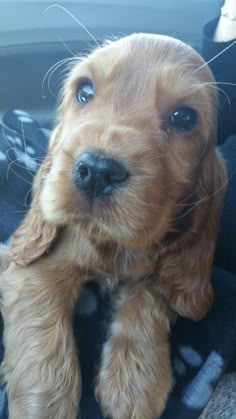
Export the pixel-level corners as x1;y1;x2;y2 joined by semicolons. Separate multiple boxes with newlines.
11;126;61;266
159;149;226;321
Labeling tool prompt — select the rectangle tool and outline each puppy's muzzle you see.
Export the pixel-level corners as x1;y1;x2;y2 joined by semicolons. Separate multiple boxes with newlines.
72;151;129;199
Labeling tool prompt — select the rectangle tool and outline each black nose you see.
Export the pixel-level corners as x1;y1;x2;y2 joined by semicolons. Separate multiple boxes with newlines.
72;152;129;198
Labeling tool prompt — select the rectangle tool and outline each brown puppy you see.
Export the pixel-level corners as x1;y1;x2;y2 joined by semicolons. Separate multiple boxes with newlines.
0;34;226;419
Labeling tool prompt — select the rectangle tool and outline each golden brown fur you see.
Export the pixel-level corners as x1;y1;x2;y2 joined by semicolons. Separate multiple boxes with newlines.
0;33;226;419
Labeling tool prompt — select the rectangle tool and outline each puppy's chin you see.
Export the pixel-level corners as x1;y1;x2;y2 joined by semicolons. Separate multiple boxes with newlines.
41;193;168;251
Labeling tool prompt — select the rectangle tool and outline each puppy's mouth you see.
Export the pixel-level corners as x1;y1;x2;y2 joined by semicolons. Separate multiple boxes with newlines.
72;151;129;201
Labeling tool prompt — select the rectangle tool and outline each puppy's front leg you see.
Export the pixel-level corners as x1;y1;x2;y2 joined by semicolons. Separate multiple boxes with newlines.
0;261;82;419
96;280;173;419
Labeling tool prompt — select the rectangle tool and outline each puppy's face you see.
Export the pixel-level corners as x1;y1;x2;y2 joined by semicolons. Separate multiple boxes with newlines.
41;34;217;249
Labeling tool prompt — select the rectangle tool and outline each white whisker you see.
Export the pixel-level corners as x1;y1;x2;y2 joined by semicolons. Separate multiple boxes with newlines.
1;125;14;149
57;34;77;57
194;40;236;73
20;121;35;177
24;185;34;208
42;56;78;98
5;156;33;185
11;209;30;214
5;151;32;181
192;82;232;111
47;58;76;98
44;4;99;46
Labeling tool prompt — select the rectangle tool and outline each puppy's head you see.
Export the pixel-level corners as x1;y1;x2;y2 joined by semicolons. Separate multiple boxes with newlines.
10;34;226;319
37;34;219;247
12;34;225;267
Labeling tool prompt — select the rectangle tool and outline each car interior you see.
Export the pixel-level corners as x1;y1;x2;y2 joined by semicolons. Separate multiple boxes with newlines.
1;0;222;127
2;2;236;419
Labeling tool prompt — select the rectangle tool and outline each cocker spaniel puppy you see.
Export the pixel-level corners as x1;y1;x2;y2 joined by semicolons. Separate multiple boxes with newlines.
0;34;226;419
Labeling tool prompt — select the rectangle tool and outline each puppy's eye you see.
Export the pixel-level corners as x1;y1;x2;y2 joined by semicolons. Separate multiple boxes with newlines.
169;107;197;131
76;79;94;104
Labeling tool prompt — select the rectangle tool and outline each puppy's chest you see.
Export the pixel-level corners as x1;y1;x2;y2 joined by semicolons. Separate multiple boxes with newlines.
62;229;160;282
81;243;158;283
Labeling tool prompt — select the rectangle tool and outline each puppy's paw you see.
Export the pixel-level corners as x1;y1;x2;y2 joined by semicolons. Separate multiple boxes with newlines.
95;339;172;419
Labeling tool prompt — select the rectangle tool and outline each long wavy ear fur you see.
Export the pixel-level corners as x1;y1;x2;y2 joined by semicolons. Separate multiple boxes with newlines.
11;126;61;266
159;149;227;321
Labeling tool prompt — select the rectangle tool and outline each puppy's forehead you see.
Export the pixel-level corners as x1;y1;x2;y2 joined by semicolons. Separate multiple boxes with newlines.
67;33;215;115
80;34;208;83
